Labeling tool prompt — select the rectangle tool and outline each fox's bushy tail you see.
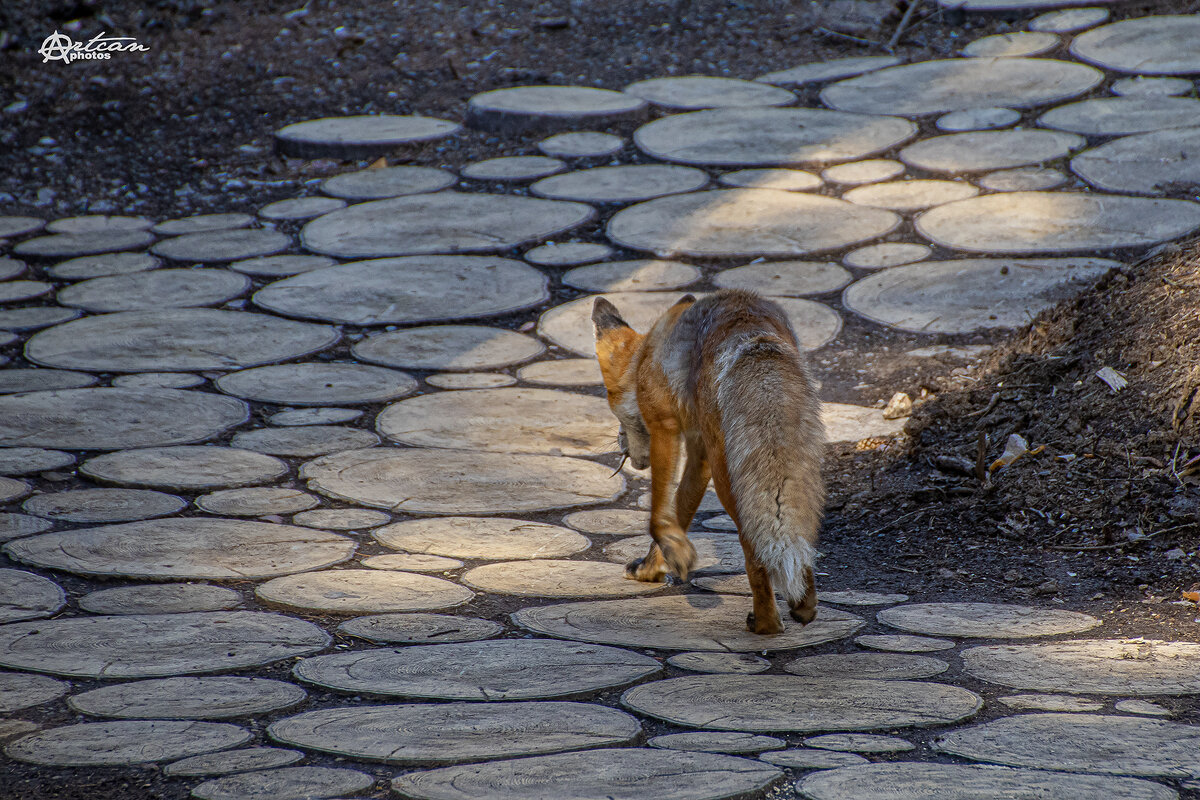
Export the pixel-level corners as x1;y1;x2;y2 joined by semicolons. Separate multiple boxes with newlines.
715;333;825;605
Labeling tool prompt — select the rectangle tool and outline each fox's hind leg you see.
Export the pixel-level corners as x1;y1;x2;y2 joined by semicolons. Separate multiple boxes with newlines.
673;434;711;533
788;566;818;625
741;539;784;636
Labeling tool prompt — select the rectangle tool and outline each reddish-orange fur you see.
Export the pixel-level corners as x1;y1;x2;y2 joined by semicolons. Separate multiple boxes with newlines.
594;290;825;634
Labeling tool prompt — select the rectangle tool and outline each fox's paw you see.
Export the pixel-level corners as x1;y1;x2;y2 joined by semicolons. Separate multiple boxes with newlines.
790;605;818;626
746;611;785;636
661;538;698;582
625;557;667;583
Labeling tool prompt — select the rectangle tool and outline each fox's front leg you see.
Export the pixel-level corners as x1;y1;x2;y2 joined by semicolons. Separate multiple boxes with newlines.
631;424;697;582
628;435;707;582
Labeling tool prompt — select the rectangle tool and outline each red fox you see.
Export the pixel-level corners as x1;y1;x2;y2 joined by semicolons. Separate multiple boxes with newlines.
592;289;825;635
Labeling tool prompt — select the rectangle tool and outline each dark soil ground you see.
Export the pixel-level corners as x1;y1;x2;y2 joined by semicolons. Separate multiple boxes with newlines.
2;1;1200;799
0;0;1188;220
823;237;1200;606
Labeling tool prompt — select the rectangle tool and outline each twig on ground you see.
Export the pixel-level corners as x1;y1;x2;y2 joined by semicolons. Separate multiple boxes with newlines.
1048;521;1199;551
1047;542;1126;551
864;508;924;538
966;391;1001;419
814;27;880;46
886;0;922;50
974;431;988;484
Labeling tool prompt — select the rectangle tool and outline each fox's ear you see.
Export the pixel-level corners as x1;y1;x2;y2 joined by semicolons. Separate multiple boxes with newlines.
592;297;629;333
673;294;697;308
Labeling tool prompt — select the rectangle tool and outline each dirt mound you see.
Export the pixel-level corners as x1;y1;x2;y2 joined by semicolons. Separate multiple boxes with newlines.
827;239;1200;604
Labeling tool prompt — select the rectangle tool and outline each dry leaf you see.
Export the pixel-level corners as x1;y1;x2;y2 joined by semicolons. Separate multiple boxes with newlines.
1095;366;1128;393
989;433;1046;472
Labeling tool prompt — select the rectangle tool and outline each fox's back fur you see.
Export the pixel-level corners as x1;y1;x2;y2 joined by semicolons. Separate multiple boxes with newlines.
651;290;825;606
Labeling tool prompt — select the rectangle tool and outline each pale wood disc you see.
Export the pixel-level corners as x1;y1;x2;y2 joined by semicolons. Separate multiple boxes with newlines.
0;568;65;623
463;559;665;597
292;638;659;700
254;256;550;324
916;192;1200;254
22;488;186;523
0;368;97;393
321;166;455;200
6;517;353;580
152;213;253;236
538;131;624;158
622;674;981;732
192;766;375;800
4;720;251;766
217;361;415;405
163;747;303;777
274;114;460;158
361;553;463;572
80;446;287;490
270;702;641;764
1070;15;1200;76
803;733;914;753
625;76;795;110
0;611;330;677
299;193;593;259
79;583;242;615
301;448;624;515
376;387;616;456
466;85;648;133
195;488;319;516
151;229;290;263
842;258;1120;334
14;230;155;258
0;389;249;450
798;762;1177;800
425;372;516;389
856;634;955;653
25;308;339;373
785;653;948;680
513;594;864;652
56;267;249;312
232;425;380;457
877;601;1099;638
258;196;346;221
649;732;785;754
0;671;69;713
337;613;501;644
756;56;901;86
461;156;566;181
821;58;1103;116
352;325;543;370
391;748;781;800
935;713;1200;777
256;569;473;613
47;255;160;283
373;516;590;560
634;108;915;167
962;638;1200;694
667;652;770;674
67;676;305;719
